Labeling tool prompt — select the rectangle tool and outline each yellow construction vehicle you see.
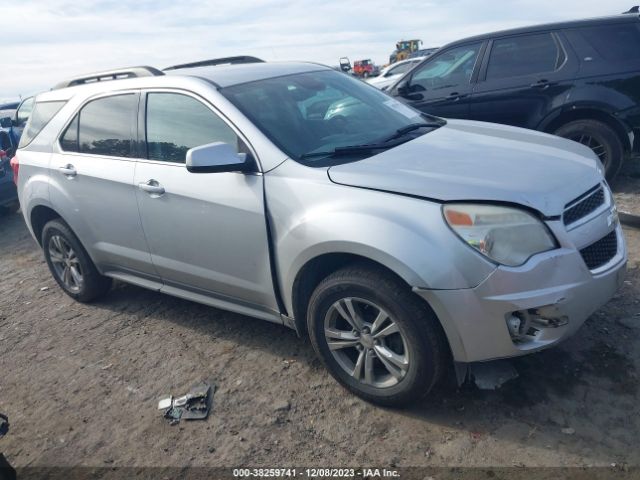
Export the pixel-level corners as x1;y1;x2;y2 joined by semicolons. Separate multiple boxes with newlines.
389;39;422;64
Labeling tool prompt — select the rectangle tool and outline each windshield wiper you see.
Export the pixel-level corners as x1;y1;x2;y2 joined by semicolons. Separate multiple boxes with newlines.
299;121;444;160
299;143;394;160
381;122;441;143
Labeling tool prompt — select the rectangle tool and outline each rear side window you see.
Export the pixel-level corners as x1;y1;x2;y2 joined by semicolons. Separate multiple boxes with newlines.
18;101;66;148
72;94;137;158
486;33;560;80
577;23;640;62
60;116;79;152
145;93;239;163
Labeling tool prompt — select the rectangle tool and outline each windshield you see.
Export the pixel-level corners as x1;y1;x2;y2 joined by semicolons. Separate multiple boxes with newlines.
222;70;442;166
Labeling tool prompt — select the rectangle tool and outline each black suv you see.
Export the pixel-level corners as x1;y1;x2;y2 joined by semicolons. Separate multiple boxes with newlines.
388;11;640;180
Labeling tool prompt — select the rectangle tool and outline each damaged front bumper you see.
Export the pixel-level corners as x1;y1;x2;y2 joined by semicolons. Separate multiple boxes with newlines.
414;222;627;364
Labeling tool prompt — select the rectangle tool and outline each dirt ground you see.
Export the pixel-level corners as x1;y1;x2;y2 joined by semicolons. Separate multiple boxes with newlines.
1;182;640;471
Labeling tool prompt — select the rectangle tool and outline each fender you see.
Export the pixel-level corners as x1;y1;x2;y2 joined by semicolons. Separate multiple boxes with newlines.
264;161;497;316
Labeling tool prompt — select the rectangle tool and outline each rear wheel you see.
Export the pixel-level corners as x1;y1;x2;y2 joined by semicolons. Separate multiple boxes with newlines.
307;263;447;406
554;119;624;181
42;219;112;302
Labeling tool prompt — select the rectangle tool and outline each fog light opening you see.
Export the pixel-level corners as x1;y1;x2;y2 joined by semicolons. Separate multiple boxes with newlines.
506;308;569;344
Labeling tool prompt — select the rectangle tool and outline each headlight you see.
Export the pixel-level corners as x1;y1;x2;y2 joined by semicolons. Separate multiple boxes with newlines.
443;204;557;267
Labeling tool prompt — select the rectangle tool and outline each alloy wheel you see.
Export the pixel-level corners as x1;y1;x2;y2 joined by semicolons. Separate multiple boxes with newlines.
323;297;409;388
570;133;608;169
48;234;83;292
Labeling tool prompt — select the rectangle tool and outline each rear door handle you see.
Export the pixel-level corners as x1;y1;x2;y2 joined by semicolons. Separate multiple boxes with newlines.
59;164;77;177
138;179;165;196
530;79;555;89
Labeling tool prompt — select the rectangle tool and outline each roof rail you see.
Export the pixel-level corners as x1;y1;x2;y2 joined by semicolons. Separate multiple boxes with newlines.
163;56;265;71
53;66;164;90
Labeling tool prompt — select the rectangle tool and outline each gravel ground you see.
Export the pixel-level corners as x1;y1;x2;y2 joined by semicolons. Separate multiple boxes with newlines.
1;203;640;470
613;157;640;216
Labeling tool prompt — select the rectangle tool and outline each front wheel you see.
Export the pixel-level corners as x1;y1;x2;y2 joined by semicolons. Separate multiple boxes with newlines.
554;119;624;181
307;263;447;406
42;219;112;302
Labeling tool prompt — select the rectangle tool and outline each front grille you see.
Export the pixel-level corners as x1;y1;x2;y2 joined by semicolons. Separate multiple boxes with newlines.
563;185;605;226
580;230;618;270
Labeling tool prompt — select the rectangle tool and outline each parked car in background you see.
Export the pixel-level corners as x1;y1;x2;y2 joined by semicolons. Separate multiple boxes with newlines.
0;96;34;157
11;97;33;144
367;57;424;90
0;101;19;115
388;11;640;180
14;58;625;405
0;146;18;215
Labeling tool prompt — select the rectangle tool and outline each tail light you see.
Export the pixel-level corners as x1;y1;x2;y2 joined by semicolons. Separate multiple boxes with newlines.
10;155;19;185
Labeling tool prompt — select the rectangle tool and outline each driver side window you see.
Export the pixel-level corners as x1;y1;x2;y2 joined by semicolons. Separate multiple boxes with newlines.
410;43;482;91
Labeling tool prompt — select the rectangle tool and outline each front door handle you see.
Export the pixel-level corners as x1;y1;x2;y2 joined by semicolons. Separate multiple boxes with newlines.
138;179;165;196
448;92;468;101
59;164;77;177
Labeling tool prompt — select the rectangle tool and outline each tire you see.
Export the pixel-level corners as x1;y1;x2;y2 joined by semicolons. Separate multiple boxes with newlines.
307;263;447;406
41;219;112;302
554;119;624;181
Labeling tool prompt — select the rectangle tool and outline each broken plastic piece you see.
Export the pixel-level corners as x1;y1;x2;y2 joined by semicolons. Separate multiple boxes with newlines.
158;396;173;410
158;382;214;425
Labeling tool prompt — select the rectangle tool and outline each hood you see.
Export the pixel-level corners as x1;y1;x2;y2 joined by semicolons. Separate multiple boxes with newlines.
328;119;603;217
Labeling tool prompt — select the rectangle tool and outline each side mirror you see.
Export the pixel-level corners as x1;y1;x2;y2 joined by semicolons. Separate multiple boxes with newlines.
395;79;423;100
395;79;410;96
0;117;11;128
186;142;251;174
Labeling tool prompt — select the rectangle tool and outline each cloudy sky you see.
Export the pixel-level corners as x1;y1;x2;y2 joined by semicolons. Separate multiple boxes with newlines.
0;0;632;101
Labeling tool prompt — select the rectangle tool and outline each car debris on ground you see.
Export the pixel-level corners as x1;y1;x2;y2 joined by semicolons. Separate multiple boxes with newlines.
158;382;214;425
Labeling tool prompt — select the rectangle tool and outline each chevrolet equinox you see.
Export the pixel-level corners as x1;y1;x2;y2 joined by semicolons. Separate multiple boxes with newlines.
13;57;627;405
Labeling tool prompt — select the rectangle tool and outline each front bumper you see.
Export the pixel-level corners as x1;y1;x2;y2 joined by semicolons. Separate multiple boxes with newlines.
415;220;627;364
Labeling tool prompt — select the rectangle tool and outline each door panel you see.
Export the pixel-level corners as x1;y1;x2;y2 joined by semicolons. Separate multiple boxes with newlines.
392;42;484;118
134;91;277;310
134;163;276;308
468;32;578;129
49;153;157;277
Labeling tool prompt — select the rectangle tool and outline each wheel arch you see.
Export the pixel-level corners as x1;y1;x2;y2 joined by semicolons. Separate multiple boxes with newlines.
290;252;444;340
29;204;62;246
539;106;631;152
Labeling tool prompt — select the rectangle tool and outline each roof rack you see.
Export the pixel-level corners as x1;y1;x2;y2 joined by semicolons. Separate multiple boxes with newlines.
163;56;265;71
53;66;164;90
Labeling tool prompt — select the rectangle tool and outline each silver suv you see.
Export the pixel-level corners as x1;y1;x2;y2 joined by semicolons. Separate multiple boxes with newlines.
14;57;627;405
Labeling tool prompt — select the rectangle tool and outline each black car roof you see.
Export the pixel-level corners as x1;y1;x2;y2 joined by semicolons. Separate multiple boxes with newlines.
445;13;639;47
